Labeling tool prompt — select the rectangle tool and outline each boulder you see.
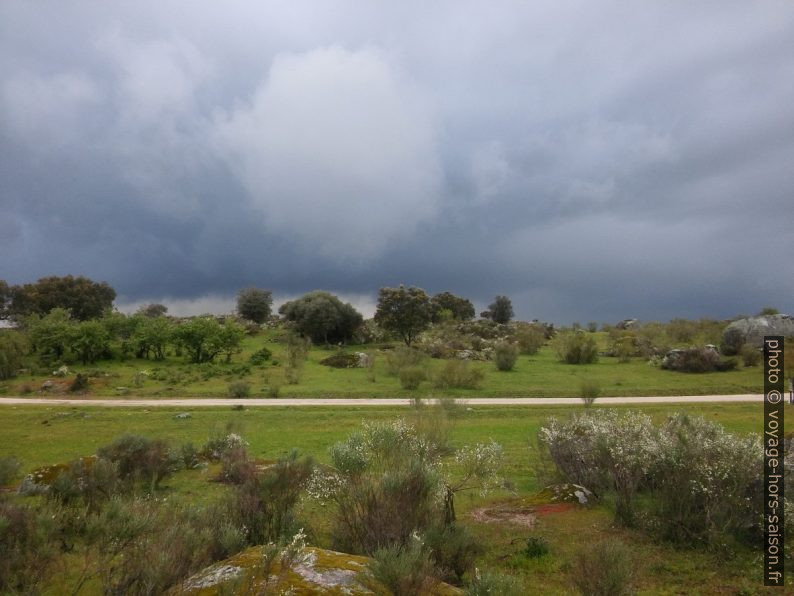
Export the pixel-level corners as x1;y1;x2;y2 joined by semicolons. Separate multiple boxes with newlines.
723;314;794;348
175;545;461;595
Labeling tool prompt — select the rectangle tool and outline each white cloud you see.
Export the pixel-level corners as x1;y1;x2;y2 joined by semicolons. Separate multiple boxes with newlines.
213;46;442;262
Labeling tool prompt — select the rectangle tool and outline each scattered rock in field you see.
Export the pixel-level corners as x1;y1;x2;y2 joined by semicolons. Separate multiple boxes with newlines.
354;352;372;368
616;318;637;330
174;412;192;420
52;365;69;377
542;483;593;505
41;380;53;391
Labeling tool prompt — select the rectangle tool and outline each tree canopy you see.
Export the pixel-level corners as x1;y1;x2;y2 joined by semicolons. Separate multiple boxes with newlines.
482;295;514;324
374;285;433;346
278;291;362;344
6;275;116;321
236;287;273;324
431;291;475;322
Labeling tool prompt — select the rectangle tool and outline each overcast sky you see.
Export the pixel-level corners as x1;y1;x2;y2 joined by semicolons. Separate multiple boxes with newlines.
2;1;792;323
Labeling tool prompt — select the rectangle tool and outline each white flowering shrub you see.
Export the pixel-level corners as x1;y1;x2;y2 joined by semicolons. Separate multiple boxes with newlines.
539;411;765;544
651;413;762;544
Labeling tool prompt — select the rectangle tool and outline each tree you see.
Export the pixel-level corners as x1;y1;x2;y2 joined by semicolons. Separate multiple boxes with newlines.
172;317;243;364
71;320;111;365
8;275;116;321
25;308;74;364
374;286;433;346
0;280;10;320
130;315;172;360
236;288;273;324
0;330;28;380
137;303;168;318
482;296;514;324
430;292;475;322
278;291;363;344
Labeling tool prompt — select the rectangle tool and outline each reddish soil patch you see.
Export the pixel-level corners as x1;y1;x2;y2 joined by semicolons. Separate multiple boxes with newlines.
533;503;576;516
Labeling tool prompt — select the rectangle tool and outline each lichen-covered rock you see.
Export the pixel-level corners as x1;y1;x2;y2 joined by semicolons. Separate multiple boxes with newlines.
175;546;462;595
723;314;794;348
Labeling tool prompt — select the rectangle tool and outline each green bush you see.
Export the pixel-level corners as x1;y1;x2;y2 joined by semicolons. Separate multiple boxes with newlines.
515;325;545;355
0;330;27;380
553;331;599;364
720;326;745;356
465;569;523;596
425;523;483;584
385;346;428;376
740;345;761;367
0;502;58;594
433;360;484;389
494;341;519;371
571;539;633;596
580;380;601;406
0;455;21;487
249;346;272;365
97;435;177;491
364;537;440;596
227;381;251;398
523;536;550;558
399;366;427;390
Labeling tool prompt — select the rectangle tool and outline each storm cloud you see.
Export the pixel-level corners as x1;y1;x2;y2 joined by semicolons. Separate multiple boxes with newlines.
1;1;792;322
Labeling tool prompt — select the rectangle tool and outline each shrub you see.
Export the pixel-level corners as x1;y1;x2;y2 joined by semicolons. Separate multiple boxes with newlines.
284;332;310;384
740;345;761;367
651;414;762;545
515;325;545;355
0;330;27;380
218;447;257;485
465;569;523;596
69;373;89;393
0;502;58;593
201;431;249;461
249;346;272;365
539;411;657;525
227;381;251;398
523;536;550;558
571;539;633;596
425;523;483;584
580;380;601;407
0;455;20;487
385;346;428;376
553;331;599;364
399;366;427;390
48;458;120;510
432;360;484;390
720;326;745;356
180;443;201;469
364;536;440;596
493;341;519;371
230;450;313;544
320;352;359;368
97;435;177;491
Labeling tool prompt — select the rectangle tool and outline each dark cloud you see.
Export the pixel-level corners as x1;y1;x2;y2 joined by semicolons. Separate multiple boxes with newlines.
1;0;792;323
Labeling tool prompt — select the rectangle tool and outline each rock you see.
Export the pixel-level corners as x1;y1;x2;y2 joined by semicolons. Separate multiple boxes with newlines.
354;352;372;368
544;483;593;505
52;365;69;377
41;380;53;391
723;314;794;348
616;318;637;330
173;412;192;420
176;545;461;595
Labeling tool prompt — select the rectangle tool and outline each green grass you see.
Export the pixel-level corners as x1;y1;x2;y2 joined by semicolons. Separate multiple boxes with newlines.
0;331;763;399
0;402;788;593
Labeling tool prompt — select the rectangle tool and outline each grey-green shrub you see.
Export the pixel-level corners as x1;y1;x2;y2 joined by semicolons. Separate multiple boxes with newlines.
580;380;600;406
425;523;483;584
399;366;427;390
466;570;523;596
553;331;599;364
571;539;633;596
433;360;484;389
385;346;428;376
515;324;546;355
740;344;761;367
494;341;519;371
364;536;440;596
0;455;20;487
227;381;251;398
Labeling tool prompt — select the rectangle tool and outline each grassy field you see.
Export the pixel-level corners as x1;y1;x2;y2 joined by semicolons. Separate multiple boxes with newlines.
0;331;763;399
0;402;788;594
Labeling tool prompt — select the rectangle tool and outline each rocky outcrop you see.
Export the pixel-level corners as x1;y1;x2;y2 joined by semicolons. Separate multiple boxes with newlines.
723;314;794;348
176;545;462;595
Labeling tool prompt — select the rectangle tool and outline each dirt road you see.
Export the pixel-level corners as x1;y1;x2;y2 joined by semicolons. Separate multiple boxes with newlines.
0;394;765;407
